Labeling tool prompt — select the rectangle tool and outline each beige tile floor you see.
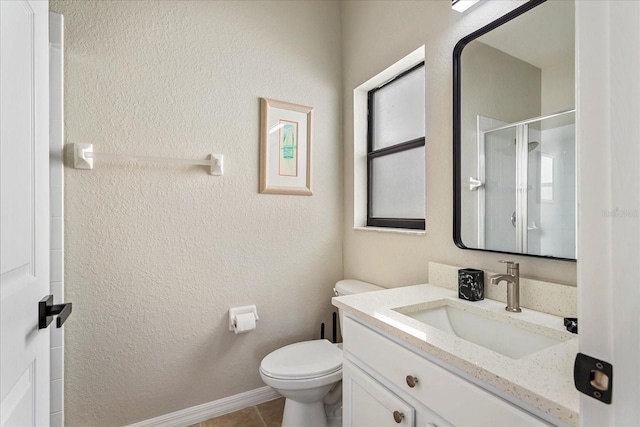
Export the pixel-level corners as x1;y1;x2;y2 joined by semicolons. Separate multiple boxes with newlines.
189;398;285;427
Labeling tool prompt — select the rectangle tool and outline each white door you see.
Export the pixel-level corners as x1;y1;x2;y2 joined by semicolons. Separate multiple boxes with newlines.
576;1;640;425
0;1;51;425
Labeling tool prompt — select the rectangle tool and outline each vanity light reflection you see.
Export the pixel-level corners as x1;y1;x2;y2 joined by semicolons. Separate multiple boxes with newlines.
372;312;428;341
452;0;479;13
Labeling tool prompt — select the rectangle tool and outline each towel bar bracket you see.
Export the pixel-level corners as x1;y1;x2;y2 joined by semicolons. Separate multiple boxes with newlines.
74;143;94;170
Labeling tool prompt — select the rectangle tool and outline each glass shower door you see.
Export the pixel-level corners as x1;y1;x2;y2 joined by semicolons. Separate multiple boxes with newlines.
527;112;576;258
483;126;518;253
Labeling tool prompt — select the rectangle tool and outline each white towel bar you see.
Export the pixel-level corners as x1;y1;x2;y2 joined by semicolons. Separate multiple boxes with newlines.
73;143;223;175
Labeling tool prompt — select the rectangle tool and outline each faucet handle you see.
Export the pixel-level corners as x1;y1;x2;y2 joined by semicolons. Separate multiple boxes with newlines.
498;260;519;268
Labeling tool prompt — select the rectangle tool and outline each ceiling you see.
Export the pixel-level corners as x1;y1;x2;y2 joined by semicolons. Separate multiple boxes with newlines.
476;1;574;69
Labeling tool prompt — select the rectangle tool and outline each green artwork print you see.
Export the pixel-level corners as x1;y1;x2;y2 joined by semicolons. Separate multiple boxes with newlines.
279;120;298;177
282;126;295;159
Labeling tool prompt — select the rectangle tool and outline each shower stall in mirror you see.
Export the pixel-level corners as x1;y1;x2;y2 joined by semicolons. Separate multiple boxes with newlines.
471;109;575;258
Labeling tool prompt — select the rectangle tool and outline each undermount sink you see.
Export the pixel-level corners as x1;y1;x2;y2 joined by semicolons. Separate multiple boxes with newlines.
394;300;571;359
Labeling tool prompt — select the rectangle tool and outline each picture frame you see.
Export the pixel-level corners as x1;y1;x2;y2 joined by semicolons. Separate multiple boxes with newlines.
259;98;313;195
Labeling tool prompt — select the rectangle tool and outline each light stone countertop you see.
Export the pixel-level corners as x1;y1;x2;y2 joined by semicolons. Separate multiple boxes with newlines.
332;284;579;426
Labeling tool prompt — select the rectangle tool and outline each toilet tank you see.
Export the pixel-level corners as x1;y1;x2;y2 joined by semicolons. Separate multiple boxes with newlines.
334;279;385;335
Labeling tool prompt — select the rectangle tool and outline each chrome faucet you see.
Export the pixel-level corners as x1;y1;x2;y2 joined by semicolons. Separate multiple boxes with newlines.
489;260;521;312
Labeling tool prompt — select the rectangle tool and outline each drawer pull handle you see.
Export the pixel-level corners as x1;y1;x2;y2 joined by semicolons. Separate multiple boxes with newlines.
393;411;405;423
405;375;419;388
427;424;439;427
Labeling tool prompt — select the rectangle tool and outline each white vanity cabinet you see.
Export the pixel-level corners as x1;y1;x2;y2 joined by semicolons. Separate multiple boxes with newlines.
342;315;552;427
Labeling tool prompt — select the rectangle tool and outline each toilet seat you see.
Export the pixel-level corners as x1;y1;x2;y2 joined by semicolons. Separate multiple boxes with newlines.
260;339;342;380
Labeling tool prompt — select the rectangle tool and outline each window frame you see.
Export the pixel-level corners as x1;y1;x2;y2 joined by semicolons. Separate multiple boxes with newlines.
366;62;426;230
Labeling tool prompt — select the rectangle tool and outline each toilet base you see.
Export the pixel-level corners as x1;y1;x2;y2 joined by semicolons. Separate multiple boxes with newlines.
325;402;342;427
282;399;328;427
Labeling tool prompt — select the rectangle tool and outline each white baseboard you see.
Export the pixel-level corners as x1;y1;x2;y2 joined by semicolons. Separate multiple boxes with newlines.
126;386;281;427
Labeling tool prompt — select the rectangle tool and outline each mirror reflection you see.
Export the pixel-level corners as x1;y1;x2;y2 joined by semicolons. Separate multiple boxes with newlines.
455;0;576;260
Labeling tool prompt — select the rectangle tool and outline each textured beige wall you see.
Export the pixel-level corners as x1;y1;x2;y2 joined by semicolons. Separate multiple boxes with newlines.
542;57;575;115
342;0;577;287
50;1;343;425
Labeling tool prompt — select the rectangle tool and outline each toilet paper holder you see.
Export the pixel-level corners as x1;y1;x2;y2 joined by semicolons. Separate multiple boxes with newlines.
228;305;259;332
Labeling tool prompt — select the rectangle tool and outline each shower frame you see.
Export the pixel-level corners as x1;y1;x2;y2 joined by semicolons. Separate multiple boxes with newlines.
475;108;575;252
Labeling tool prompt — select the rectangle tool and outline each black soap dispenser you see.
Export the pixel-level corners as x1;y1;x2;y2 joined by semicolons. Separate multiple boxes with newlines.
458;268;484;301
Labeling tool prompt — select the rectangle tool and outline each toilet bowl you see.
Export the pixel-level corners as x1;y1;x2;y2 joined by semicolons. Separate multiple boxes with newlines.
260;340;342;427
259;280;384;427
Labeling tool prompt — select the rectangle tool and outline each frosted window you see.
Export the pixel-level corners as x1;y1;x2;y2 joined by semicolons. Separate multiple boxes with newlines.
371;146;425;219
372;66;425;150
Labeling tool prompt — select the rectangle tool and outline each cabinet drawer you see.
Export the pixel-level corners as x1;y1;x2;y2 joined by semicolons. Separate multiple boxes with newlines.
343;316;550;427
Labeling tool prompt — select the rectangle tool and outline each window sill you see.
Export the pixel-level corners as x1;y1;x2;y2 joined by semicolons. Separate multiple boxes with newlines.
352;226;426;236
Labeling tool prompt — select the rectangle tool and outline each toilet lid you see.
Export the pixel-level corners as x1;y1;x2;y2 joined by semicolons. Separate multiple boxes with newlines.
260;339;342;380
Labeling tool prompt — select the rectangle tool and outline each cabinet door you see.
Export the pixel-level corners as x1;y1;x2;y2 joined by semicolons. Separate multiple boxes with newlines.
343;360;415;427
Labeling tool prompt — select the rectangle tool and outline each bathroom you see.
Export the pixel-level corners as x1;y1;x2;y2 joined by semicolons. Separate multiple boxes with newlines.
1;0;638;426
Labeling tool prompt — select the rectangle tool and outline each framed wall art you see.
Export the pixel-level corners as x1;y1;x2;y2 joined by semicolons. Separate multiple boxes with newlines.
259;98;313;195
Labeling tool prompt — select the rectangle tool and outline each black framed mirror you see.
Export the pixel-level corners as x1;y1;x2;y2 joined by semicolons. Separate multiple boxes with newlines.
453;0;576;261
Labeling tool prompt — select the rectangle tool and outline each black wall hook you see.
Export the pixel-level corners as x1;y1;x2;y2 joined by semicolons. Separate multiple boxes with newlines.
39;295;72;329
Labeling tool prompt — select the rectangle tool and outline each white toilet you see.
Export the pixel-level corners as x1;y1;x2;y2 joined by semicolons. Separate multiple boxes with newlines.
259;280;384;427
